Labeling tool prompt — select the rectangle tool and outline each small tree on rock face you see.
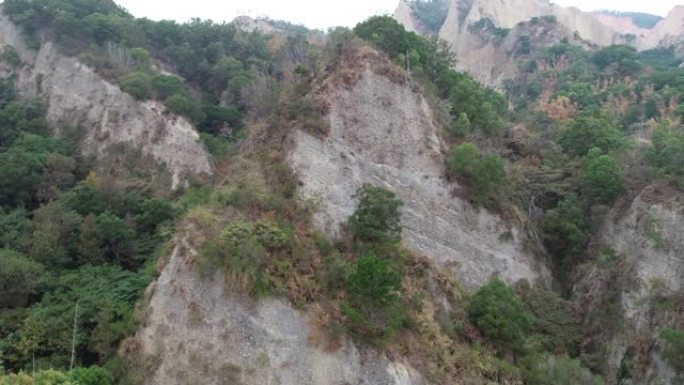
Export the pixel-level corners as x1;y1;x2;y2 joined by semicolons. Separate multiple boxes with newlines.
119;72;152;100
582;149;623;205
447;142;505;204
343;254;404;344
469;278;532;353
349;184;403;244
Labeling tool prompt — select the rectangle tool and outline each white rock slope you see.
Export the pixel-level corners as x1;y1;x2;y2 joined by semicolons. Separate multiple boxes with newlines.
139;238;424;385
576;185;684;384
0;14;212;187
288;66;549;289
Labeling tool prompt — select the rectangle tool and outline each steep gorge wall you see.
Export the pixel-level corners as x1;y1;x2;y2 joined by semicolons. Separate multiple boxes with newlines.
137;235;424;385
574;185;684;384
0;14;212;187
287;65;549;289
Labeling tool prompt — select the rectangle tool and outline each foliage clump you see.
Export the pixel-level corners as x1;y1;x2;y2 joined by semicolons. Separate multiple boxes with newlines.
469;278;532;353
447;142;505;204
342;254;405;343
349;184;403;245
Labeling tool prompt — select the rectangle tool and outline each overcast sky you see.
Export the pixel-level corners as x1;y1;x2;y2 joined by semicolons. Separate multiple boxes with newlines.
115;0;683;30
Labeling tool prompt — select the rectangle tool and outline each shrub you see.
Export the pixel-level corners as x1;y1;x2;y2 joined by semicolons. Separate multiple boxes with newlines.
0;249;46;308
522;353;604;385
151;74;184;100
119;71;152;100
559;114;623;157
165;93;205;123
582;150;623;205
447;142;505;204
541;194;588;261
348;184;403;244
71;366;114;385
660;328;684;375
469;278;532;352
450;112;471;137
521;287;581;355
648;126;684;187
343;254;404;343
0;369;75;385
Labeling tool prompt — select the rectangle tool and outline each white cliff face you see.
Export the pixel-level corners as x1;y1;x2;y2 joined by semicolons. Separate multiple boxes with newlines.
287;66;549;289
138;238;424;385
641;6;684;50
396;0;684;87
0;14;212;188
575;185;684;384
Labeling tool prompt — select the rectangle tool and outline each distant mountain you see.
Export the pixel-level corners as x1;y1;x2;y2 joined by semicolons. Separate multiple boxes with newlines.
396;0;684;86
594;10;663;30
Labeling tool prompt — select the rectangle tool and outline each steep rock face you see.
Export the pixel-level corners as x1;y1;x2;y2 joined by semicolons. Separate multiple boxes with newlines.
138;237;424;385
641;6;684;50
0;14;212;187
396;0;684;87
574;186;684;384
592;13;651;36
287;65;549;289
398;0;621;87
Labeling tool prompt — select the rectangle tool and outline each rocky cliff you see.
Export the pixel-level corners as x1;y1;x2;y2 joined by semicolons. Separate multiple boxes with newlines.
574;185;684;384
138;235;424;385
287;52;549;289
396;0;684;87
0;13;212;188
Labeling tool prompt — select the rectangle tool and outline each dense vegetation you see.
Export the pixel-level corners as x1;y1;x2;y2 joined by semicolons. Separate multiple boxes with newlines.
0;78;175;380
0;0;683;384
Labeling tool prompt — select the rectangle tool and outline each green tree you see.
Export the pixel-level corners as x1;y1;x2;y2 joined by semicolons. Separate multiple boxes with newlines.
348;184;403;244
0;134;69;208
77;214;104;265
582;150;623;205
347;254;402;307
0;208;32;252
559;114;623;157
129;47;150;71
592;45;641;76
522;353;604;385
16;266;149;369
0;249;46;308
648;126;684;186
119;71;152;100
447;142;505;204
541;194;589;261
151;74;184;100
469;278;532;352
451;112;471;137
71;366;114;385
165;93;205;123
343;254;404;343
95;212;135;266
30;202;82;267
135;197;175;233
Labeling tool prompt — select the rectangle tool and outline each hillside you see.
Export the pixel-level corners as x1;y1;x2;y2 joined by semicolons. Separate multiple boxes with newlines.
0;1;683;385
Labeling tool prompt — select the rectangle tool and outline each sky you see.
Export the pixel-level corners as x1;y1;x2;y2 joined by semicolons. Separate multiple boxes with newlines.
114;0;684;30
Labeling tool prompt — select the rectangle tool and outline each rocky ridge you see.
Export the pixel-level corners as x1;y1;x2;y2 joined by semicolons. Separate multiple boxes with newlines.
287;56;549;289
395;0;684;86
0;13;212;188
